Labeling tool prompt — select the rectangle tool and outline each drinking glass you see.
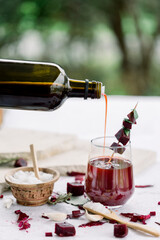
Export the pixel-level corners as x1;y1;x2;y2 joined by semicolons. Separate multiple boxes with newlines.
85;136;134;208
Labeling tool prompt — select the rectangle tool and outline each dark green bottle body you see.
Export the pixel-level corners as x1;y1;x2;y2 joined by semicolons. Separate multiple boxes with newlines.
0;59;103;111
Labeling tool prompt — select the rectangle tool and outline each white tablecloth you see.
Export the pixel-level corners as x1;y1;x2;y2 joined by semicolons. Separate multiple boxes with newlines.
0;96;160;239
0;170;160;240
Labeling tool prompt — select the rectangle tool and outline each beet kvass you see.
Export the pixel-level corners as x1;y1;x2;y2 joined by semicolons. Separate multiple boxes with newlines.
85;156;134;207
85;101;138;207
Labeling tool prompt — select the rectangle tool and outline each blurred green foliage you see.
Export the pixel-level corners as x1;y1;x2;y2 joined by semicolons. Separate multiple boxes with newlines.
0;0;160;95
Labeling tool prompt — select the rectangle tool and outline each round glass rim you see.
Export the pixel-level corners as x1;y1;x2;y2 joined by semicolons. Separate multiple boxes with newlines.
91;136;131;149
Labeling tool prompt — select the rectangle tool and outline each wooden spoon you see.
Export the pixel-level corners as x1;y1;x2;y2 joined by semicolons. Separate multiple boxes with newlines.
83;202;160;237
30;144;40;179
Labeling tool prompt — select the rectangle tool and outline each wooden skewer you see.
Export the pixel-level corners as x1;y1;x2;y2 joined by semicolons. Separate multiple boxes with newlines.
134;102;138;110
83;206;160;237
30;144;40;180
108;152;115;164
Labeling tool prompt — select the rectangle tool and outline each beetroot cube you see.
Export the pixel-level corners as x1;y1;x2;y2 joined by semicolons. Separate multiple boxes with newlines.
14;158;27;167
150;211;156;216
115;128;130;145
72;210;84;218
67;210;84;219
67;182;84;196
72;210;81;218
110;142;125;154
0;194;3;199
114;224;128;238
127;110;137;124
123;119;132;129
55;222;76;237
45;232;53;237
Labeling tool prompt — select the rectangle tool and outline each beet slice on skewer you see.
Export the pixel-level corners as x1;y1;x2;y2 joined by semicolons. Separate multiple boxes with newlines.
127;109;138;124
110;142;125;154
115;128;130;146
123;119;132;129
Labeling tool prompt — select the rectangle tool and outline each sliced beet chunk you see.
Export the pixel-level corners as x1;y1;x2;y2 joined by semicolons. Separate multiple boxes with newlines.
109;219;118;224
67;182;84;196
110;142;125;154
115;128;130;146
17;212;29;222
72;210;81;218
123;118;132;129
45;232;53;237
120;212;150;224
150;211;156;216
127;109;138;124
55;222;76;237
15;210;21;214
19;221;30;230
14;158;27;167
67;210;85;219
114;224;128;238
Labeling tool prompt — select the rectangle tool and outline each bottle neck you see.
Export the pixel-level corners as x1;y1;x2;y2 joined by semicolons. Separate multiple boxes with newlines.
68;79;103;99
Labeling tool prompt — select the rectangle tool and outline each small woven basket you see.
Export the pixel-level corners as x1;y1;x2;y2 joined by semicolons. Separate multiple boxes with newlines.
5;167;60;206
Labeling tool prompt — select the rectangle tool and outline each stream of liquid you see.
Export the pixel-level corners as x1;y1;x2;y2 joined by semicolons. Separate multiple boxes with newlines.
102;93;108;152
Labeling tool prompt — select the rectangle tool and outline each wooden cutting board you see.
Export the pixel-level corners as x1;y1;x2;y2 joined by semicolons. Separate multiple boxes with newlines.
0;128;77;160
0;128;157;181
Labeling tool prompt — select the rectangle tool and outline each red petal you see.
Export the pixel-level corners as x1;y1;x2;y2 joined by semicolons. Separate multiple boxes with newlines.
135;185;153;188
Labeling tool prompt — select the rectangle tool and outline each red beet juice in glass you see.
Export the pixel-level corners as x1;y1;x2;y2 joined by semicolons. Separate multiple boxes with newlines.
85;157;134;207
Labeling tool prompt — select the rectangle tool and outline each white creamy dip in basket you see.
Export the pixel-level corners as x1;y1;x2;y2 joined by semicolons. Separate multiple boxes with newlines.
9;170;53;184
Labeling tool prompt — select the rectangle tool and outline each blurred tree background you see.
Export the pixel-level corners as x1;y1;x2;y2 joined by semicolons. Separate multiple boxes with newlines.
0;0;160;95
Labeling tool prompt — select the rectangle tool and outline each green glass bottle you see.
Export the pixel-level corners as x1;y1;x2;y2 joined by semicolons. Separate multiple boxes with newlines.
0;59;104;111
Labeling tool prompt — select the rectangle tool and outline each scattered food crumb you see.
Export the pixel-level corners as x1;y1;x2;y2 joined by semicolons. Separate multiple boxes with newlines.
45;232;53;237
4;198;14;208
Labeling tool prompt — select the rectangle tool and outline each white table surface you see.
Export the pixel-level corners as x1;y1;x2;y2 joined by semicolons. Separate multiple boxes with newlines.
0;95;160;239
